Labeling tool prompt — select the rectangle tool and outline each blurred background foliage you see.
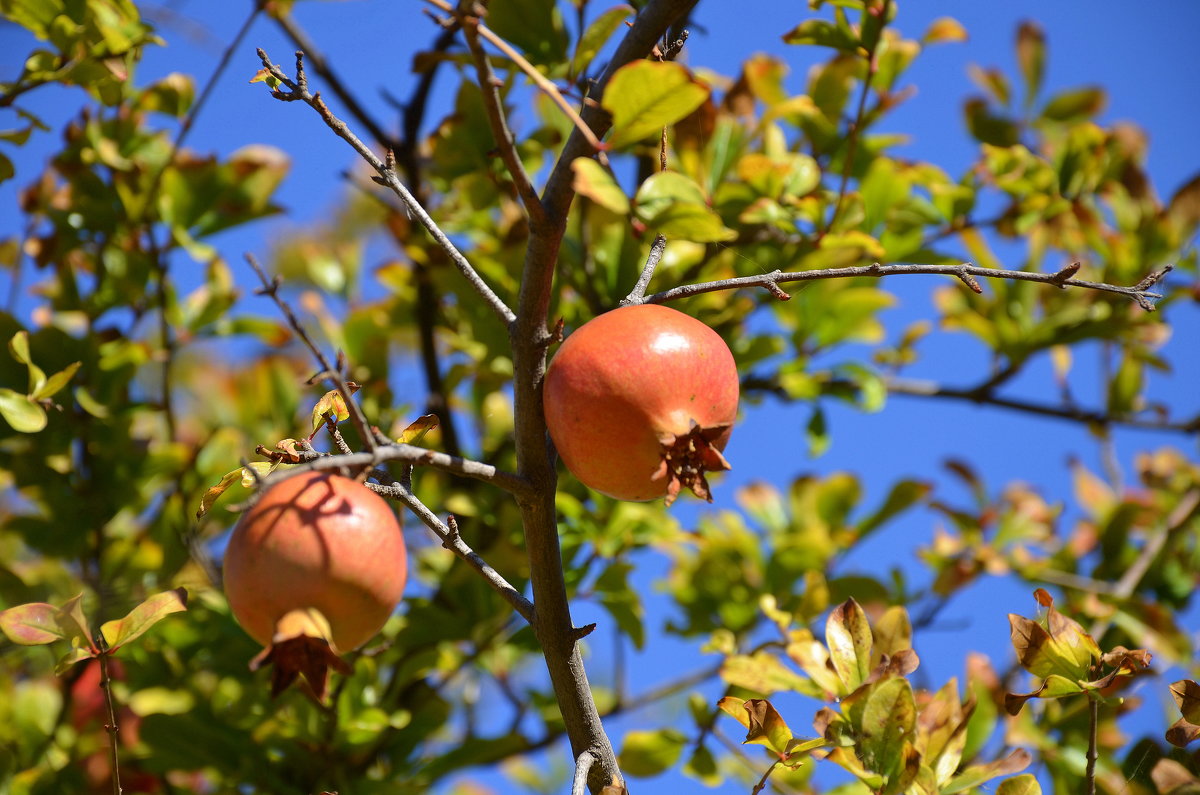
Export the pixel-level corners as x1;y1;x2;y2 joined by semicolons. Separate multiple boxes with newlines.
0;0;1197;793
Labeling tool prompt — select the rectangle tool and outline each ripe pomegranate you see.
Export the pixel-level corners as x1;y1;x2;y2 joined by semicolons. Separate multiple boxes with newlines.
543;304;739;504
223;471;407;656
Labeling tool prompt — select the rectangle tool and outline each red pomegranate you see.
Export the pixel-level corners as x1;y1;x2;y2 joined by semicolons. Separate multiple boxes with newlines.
223;471;407;654
543;304;739;504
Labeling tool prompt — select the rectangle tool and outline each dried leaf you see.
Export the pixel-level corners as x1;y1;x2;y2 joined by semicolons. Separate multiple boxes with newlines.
742;698;793;755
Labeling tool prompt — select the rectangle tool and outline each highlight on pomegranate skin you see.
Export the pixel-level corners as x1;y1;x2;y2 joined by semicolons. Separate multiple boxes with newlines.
542;304;739;505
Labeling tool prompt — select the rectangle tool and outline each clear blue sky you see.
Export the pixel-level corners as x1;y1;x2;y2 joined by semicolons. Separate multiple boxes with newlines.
2;1;1198;792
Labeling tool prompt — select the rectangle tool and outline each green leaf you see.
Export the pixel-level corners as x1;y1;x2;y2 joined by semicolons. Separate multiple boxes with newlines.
572;157;630;214
100;588;188;652
721;651;821;698
397;414;439;445
603;61;710;149
826;598;873;692
485;0;569;68
55;646;96;673
806;406;829;457
847;676;916;777
32;360;80;400
997;774;1043;795
783;19;861;52
634;171;734;242
0;387;47;432
9;330;45;394
619;728;687;777
856;479;930;538
571;4;633;76
0;152;13;184
1040;87;1106;122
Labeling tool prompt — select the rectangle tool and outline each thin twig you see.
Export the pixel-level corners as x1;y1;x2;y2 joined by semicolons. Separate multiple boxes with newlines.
254;49;517;326
572;751;598;795
621;235;668;305
881;375;1200;434
245;253;378;453
95;640;122;795
271;11;399;151
371;481;535;623
751;759;782;795
258;440;533;498
1085;693;1099;795
460;14;547;224
644;261;1171;310
424;0;608;157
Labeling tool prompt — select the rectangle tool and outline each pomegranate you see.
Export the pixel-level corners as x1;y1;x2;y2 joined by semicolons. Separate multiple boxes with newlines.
543;304;739;504
223;471;406;695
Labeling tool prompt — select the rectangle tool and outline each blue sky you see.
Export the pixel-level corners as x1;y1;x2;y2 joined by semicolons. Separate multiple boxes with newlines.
2;1;1199;792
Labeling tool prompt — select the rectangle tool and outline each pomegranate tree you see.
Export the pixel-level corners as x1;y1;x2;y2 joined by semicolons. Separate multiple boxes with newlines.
543;304;739;504
223;471;407;696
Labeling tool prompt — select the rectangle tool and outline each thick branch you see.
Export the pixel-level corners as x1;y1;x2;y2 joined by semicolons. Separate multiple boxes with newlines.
508;2;698;791
255;49;516;326
641;261;1171;310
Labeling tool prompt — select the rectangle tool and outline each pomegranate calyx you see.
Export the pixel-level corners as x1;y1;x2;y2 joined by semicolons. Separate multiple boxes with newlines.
653;421;733;506
248;608;352;701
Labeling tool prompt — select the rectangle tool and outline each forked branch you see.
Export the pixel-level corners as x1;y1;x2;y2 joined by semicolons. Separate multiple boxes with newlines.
254;49;516;326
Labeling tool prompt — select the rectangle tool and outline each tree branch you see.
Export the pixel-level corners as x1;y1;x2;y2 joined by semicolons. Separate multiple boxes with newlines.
459;12;547;224
508;2;699;790
423;0;607;156
269;443;534;498
255;49;517;327
572;751;598;795
271;10;399;151
641;261;1171;310
882;375;1200;433
245;253;377;453
620;234;667;306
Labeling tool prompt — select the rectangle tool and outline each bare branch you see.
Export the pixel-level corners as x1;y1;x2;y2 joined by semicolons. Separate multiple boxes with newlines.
643;261;1170;310
881;375;1200;434
424;0;608;157
373;486;535;624
254;49;517;327
245;253;378;453
459;13;547;224
620;234;668;306
271;11;399;151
